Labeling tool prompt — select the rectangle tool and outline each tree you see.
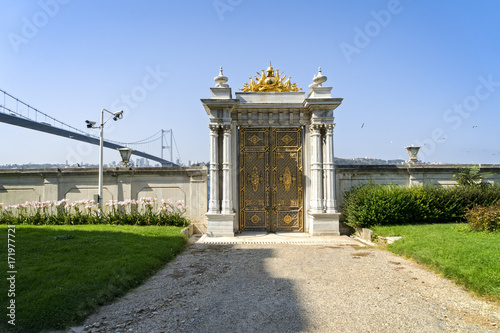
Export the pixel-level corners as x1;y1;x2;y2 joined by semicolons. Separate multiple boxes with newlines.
453;165;482;187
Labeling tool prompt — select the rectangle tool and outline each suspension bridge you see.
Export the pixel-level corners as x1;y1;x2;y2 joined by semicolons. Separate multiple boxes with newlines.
0;88;180;167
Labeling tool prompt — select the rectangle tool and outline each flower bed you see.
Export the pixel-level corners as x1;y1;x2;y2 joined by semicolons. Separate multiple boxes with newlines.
0;197;189;226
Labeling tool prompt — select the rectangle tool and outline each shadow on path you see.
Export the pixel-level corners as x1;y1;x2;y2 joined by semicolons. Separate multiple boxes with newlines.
165;245;308;332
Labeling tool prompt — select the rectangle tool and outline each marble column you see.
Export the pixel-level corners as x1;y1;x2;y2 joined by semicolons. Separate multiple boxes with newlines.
221;125;233;214
324;124;337;213
310;124;324;213
208;124;220;214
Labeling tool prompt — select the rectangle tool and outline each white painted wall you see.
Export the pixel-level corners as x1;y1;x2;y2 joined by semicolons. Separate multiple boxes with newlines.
0;167;208;233
335;164;500;207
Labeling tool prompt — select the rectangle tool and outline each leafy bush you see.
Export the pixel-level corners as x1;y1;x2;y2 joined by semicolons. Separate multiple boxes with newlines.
465;202;500;232
342;182;500;229
453;165;482;187
0;198;190;227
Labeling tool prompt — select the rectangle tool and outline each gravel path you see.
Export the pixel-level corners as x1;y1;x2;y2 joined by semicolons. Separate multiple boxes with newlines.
71;236;500;333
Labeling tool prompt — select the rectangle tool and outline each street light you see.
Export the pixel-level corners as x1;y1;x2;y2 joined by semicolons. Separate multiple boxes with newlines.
86;109;124;213
117;147;134;167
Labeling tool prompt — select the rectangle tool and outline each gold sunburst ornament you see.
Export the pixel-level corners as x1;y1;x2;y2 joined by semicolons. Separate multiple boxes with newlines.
240;62;302;93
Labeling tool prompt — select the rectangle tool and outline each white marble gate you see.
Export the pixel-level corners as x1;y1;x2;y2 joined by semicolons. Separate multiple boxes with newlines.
201;65;343;237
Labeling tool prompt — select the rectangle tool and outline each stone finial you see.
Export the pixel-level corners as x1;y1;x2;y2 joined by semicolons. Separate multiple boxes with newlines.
214;66;229;88
405;145;421;164
308;67;328;89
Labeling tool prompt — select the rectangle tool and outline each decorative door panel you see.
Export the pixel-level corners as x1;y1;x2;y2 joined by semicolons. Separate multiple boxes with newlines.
272;128;303;231
240;127;303;232
239;128;270;231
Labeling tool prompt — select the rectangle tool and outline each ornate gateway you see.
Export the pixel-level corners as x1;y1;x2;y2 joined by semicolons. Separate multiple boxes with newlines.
201;64;343;237
239;127;303;232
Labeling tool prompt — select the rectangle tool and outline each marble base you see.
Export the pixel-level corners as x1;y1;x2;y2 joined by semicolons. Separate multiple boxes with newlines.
206;213;235;237
308;212;341;236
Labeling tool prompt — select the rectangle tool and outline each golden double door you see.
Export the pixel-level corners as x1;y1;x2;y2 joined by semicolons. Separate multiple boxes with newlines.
239;127;303;232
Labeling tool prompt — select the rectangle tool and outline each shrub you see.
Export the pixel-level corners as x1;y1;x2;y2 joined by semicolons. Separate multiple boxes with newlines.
342;182;500;229
465;202;500;232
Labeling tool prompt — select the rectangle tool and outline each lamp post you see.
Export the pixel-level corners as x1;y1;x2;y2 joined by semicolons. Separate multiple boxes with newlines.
117;147;134;167
86;109;124;213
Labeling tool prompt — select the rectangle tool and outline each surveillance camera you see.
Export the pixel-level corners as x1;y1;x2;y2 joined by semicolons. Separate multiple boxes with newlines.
113;110;123;120
85;120;96;128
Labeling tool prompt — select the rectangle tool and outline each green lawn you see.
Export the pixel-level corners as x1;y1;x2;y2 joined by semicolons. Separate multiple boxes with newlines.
372;223;500;303
0;225;186;333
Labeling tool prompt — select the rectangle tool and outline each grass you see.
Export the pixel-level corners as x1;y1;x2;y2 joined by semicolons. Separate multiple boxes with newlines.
372;223;500;303
0;225;186;333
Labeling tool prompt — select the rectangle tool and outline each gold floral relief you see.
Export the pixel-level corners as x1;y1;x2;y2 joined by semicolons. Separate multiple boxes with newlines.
281;134;294;145
247;166;262;192
250;214;261;224
279;167;296;192
248;135;262;144
283;214;294;224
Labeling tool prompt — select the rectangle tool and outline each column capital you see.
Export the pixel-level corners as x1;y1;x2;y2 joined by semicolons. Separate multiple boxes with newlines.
209;124;220;133
310;123;323;133
325;123;335;132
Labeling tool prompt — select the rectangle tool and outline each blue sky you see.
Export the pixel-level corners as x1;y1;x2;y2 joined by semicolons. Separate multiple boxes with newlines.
1;0;500;165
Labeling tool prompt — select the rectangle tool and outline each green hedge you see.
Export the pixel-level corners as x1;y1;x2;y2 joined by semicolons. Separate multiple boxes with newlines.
342;183;500;229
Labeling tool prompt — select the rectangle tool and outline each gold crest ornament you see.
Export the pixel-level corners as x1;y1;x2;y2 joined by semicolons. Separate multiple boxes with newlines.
240;62;302;93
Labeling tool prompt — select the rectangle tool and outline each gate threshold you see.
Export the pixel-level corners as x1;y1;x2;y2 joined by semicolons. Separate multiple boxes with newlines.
192;232;364;246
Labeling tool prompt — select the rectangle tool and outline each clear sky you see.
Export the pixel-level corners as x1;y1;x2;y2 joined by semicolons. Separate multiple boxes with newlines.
1;0;500;165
